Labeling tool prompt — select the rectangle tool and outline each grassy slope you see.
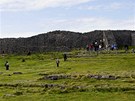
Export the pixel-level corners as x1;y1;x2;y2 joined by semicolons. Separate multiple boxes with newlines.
0;51;135;101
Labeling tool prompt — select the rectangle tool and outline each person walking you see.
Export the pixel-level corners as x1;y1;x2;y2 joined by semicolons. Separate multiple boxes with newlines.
63;53;67;61
56;58;60;67
5;61;9;70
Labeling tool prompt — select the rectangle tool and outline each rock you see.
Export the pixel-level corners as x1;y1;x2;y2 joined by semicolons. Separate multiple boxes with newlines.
45;75;59;80
101;75;110;79
41;74;71;80
88;75;102;79
59;74;71;79
50;76;58;80
100;75;116;80
87;74;116;80
13;72;23;74
108;75;116;80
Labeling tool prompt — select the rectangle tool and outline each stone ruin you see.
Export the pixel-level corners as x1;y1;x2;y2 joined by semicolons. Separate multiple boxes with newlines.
0;30;135;54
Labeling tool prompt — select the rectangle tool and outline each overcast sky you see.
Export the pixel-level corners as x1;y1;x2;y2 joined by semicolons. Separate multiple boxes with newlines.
0;0;135;38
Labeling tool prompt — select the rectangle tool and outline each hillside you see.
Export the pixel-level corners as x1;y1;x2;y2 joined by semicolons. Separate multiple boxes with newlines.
0;30;135;54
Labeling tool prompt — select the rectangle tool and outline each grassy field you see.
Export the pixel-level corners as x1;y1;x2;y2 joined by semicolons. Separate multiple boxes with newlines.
0;50;135;101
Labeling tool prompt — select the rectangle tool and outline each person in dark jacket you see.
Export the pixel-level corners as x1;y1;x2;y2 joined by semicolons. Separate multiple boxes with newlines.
5;61;9;70
63;53;67;61
124;45;129;53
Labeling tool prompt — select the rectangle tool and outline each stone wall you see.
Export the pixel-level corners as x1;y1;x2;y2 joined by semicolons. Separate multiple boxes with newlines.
0;30;134;54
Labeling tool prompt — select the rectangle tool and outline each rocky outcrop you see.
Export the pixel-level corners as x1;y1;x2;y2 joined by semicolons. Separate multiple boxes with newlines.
0;30;134;54
113;30;132;46
103;31;117;47
131;33;135;46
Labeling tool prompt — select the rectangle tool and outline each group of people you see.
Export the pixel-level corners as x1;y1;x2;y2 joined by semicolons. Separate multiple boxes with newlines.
86;40;135;54
86;40;104;52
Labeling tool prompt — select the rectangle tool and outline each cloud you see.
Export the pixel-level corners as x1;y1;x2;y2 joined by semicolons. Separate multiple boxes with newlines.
79;2;134;11
40;17;135;33
0;0;94;11
1;17;134;38
0;32;40;38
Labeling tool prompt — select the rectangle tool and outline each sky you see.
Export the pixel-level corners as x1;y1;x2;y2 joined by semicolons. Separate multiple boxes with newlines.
0;0;135;38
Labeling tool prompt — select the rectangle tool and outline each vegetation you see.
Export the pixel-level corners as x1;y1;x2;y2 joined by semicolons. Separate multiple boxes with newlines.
0;50;135;101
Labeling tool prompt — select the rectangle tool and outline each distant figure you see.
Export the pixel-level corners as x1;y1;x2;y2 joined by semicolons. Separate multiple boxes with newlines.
63;53;67;61
86;44;89;51
113;44;118;50
89;44;94;51
111;44;114;51
124;45;129;53
27;51;31;56
5;61;9;70
131;48;135;54
56;58;60;67
2;51;4;54
94;40;99;51
99;40;104;48
99;44;102;50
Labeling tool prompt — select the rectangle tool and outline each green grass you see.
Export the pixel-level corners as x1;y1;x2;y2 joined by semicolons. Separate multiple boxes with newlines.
0;50;135;101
